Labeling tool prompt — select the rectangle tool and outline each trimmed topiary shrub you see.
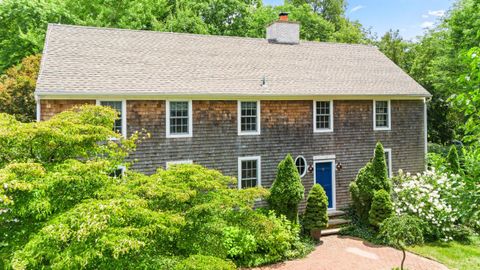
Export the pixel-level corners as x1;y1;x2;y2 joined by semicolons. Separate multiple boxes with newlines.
174;255;236;270
268;154;305;223
446;145;461;174
349;142;392;223
368;189;393;227
303;184;329;237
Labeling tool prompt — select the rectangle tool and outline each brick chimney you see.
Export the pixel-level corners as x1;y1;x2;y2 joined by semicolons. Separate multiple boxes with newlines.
266;12;300;45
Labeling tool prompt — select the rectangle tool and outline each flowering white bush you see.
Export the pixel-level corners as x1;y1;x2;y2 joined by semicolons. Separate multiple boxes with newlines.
392;169;464;241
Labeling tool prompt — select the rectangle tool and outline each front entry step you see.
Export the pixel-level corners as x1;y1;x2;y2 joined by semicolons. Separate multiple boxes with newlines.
328;210;346;218
321;228;341;236
327;210;350;230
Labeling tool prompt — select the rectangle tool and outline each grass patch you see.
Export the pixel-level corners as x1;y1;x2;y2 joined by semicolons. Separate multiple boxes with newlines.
409;236;480;270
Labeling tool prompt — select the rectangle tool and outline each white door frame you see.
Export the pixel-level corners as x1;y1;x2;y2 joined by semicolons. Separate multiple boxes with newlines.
313;158;336;211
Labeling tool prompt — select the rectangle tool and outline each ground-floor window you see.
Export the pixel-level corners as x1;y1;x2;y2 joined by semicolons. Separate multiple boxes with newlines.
295;156;307;177
238;156;261;189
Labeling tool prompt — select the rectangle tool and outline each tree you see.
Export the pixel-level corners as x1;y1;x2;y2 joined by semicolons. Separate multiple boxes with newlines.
268;154;305;223
446;145;461;174
349;142;391;223
303;184;328;238
0;54;41;122
380;215;424;270
368;189;393;227
377;30;413;72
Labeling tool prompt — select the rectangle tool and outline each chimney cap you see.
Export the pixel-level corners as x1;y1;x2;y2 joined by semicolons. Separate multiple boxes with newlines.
279;12;289;16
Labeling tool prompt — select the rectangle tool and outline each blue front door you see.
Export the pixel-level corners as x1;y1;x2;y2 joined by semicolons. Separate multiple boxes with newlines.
315;162;333;209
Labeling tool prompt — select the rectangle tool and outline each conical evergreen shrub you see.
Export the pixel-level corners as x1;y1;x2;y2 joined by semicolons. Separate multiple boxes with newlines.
268;154;304;223
446;145;461;174
368;189;394;227
303;184;329;233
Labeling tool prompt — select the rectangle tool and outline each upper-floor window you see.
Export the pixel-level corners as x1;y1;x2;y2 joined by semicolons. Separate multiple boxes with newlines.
166;101;192;138
238;156;261;189
97;100;127;137
314;100;333;132
238;101;260;135
374;100;391;130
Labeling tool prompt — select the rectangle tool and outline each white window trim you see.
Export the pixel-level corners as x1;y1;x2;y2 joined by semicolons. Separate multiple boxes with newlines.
96;99;127;138
166;100;193;138
313;158;336;211
237;156;261;189
166;160;193;169
237;100;261;136
313;100;334;133
294;155;307;178
384;148;392;178
373;100;391;131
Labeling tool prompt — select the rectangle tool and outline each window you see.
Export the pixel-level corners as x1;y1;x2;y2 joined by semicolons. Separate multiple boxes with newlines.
166;160;193;169
295;156;307;177
384;148;392;178
166;101;192;138
110;165;126;178
374;100;391;130
97;100;127;137
314;101;333;132
238;156;261;189
238;101;260;135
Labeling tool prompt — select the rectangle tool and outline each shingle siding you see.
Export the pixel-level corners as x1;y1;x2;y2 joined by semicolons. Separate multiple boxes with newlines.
41;99;426;210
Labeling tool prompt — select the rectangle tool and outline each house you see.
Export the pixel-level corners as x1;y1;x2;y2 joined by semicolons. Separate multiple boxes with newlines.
35;14;430;211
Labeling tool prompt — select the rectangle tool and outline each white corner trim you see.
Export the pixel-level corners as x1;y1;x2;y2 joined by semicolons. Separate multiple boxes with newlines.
166;159;193;169
294;155;308;177
237;156;261;189
35;94;41;122
237;100;261;136
313;159;336;210
96;99;127;138
424;97;428;169
384;148;392;178
313;154;336;161
313;100;334;133
373;100;391;131
166;100;193;138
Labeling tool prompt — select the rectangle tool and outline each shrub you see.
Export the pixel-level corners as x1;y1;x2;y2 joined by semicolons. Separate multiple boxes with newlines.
368;189;394;227
379;215;424;270
349;142;392;223
392;169;463;241
303;184;328;233
268;154;304;223
446;145;461;174
174;255;236;270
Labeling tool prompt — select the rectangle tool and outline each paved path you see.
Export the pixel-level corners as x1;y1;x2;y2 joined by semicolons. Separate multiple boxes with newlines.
253;235;448;270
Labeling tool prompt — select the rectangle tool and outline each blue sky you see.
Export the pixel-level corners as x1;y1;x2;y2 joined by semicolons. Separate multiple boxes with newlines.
263;0;455;40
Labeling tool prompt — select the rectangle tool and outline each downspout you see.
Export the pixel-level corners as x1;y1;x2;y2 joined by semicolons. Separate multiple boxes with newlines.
35;94;41;122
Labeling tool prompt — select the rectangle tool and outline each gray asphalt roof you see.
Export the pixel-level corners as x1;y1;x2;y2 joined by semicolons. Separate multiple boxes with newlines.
36;24;430;97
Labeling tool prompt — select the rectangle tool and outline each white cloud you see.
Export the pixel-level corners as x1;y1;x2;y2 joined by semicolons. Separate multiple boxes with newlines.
428;10;445;17
422;14;429;18
421;21;434;29
349;5;365;14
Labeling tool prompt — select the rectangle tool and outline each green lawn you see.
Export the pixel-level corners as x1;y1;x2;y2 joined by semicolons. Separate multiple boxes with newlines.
408;236;480;270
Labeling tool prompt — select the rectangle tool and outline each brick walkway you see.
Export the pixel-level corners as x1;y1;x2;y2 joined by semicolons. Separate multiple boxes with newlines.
253;235;448;270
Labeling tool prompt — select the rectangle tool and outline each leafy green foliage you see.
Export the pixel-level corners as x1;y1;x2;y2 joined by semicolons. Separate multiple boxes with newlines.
368;189;393;227
174;255;236;270
349;142;392;223
0;107;313;268
446;145;461;174
0;54;40;122
380;215;424;270
303;184;328;233
268;154;305;223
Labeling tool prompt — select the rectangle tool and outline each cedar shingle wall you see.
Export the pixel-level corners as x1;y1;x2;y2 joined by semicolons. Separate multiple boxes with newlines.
40;99;95;121
42;99;426;209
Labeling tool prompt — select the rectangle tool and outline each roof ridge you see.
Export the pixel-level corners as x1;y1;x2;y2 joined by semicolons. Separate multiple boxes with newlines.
47;23;375;48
